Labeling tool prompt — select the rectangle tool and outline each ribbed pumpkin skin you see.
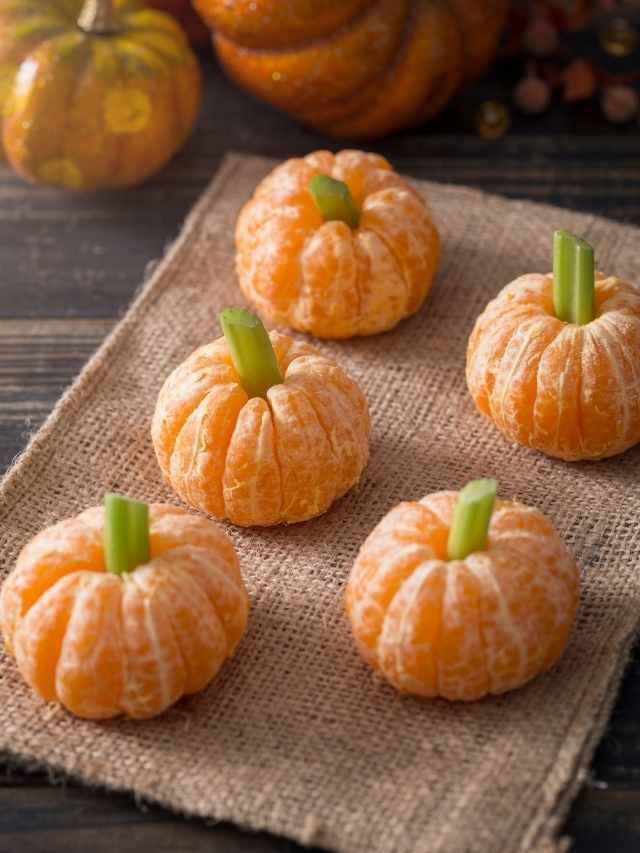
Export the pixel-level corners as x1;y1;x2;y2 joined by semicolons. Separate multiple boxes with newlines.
152;331;370;527
345;492;579;701
236;150;440;339
0;0;202;190
0;504;249;720
467;273;640;461
194;0;508;139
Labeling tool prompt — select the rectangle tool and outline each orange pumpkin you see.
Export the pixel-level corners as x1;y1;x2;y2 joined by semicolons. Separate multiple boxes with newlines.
1;0;202;190
467;232;640;461
152;310;370;526
0;498;249;719
345;482;579;700
236;150;441;339
149;0;209;45
194;0;508;139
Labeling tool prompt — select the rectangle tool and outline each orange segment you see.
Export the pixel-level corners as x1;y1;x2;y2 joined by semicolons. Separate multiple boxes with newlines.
490;506;578;672
267;383;337;522
169;383;247;517
596;311;640;448
580;322;632;457
296;221;360;339
459;550;527;694
467;306;545;421
331;150;391;206
346;501;447;663
286;356;368;497
491;316;562;446
13;573;85;701
153;561;229;694
0;511;103;651
354;229;408;335
151;351;237;472
533;326;583;457
250;157;321;206
223;397;282;526
120;567;186;719
237;205;315;315
269;330;316;372
169;549;249;655
361;186;440;313
377;561;446;696
149;504;241;582
437;563;489;700
55;574;125;719
349;545;439;669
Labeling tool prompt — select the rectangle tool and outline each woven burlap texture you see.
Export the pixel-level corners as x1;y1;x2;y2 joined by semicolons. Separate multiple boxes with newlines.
1;154;639;853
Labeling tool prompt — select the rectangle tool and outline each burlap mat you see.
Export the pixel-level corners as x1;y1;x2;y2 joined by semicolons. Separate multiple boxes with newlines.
1;153;639;853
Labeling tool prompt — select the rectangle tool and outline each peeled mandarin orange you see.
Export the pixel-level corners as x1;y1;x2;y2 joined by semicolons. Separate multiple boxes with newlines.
0;501;248;719
345;485;579;701
467;257;640;461
235;149;440;339
152;317;370;526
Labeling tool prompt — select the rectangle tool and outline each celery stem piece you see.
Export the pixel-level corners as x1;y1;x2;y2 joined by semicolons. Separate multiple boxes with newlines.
553;230;574;323
573;241;595;326
447;479;498;561
219;308;283;399
552;230;595;325
104;493;150;575
126;499;150;570
309;175;360;229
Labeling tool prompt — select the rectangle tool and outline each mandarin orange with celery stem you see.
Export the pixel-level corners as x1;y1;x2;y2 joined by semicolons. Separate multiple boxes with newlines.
194;0;507;139
467;231;640;461
345;480;579;700
235;150;441;339
0;496;248;719
1;0;201;190
152;308;370;526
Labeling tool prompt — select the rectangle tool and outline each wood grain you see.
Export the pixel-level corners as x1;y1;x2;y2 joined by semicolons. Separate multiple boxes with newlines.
0;56;639;853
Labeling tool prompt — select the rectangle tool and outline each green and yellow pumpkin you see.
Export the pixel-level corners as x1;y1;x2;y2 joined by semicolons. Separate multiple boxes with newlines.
0;0;202;190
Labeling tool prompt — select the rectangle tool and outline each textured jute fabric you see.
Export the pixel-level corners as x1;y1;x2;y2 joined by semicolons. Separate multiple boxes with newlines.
1;153;639;853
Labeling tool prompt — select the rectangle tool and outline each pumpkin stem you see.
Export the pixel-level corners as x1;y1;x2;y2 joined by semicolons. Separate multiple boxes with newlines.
553;230;595;325
104;493;150;575
447;479;497;561
77;0;124;34
309;175;360;229
219;308;283;400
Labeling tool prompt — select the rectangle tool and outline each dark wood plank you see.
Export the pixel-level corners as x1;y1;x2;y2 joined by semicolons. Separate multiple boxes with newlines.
0;782;306;853
1;52;640;853
0;320;114;472
566;788;640;853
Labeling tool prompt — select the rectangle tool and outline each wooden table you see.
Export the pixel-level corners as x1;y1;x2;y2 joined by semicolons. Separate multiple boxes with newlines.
1;59;640;852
